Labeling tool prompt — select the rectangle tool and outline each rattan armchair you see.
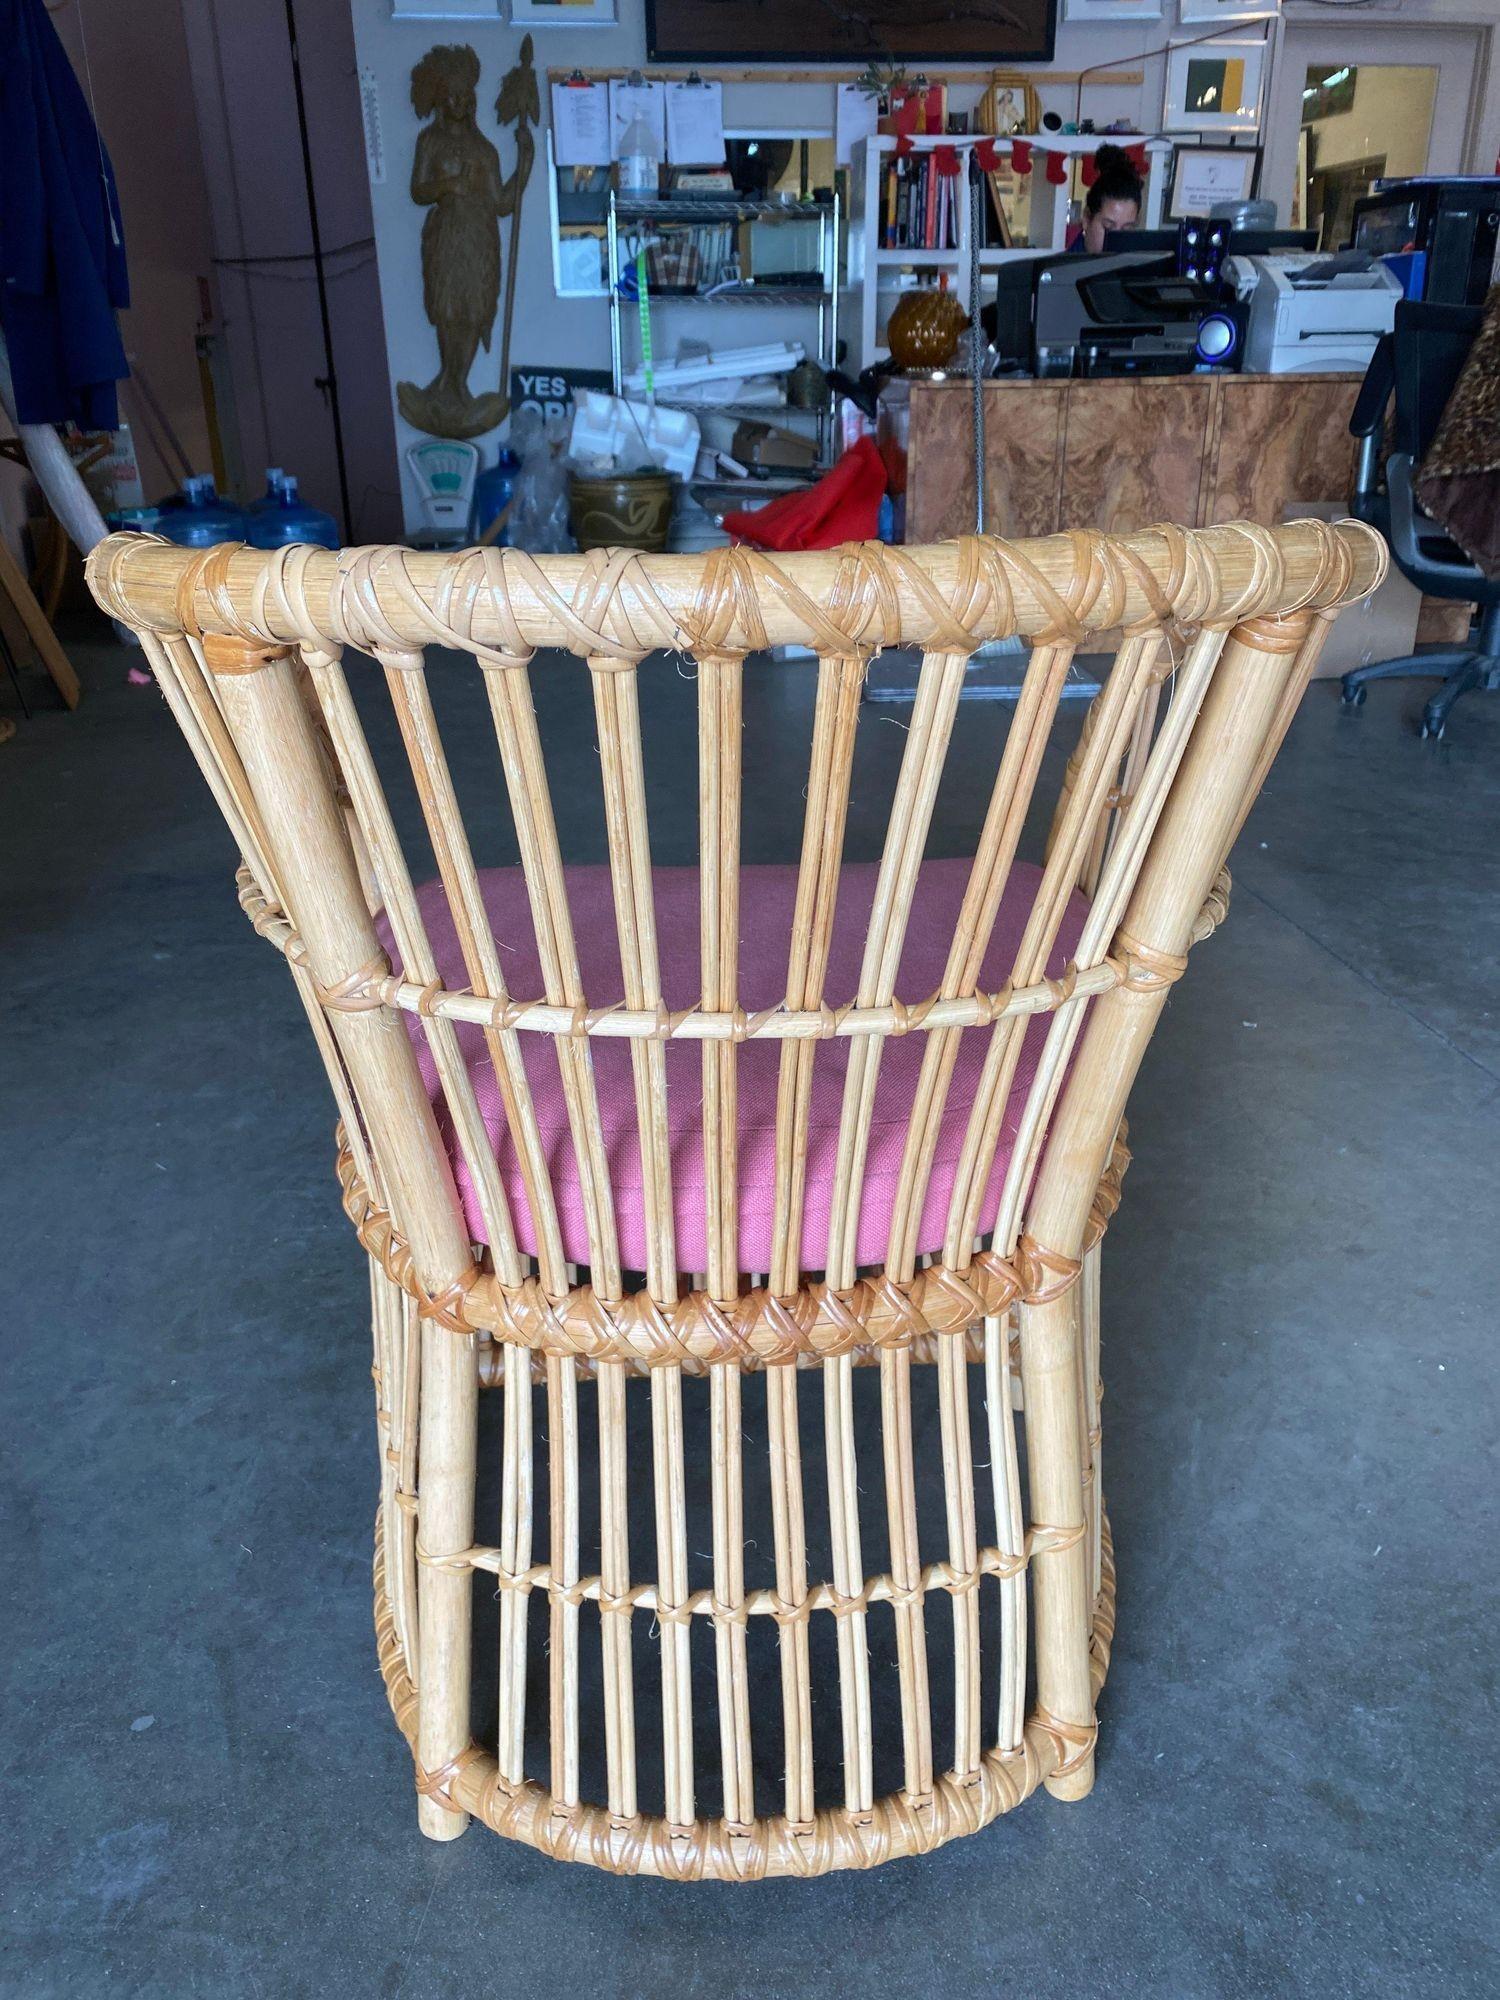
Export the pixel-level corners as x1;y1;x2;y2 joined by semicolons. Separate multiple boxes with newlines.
88;517;1382;1881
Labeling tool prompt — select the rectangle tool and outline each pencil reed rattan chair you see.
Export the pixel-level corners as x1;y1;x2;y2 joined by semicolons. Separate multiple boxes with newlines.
88;517;1382;1881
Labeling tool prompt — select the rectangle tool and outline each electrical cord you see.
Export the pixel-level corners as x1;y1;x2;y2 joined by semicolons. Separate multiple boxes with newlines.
214;238;375;267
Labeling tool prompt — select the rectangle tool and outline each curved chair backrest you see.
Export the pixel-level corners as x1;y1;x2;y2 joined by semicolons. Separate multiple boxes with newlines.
87;524;1381;1326
88;519;1382;1876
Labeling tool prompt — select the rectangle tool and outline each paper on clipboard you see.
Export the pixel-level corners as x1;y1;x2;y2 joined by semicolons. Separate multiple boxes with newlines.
665;79;725;165
551;80;610;168
836;83;878;165
608;77;667;159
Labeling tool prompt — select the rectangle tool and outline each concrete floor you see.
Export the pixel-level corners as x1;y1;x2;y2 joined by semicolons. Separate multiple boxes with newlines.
3;637;1498;1998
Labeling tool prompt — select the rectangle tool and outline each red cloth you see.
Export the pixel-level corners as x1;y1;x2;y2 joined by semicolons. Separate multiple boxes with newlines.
1010;139;1033;175
722;436;887;552
1081;151;1099;189
933;144;961;179
1045;148;1069;186
974;137;1002;174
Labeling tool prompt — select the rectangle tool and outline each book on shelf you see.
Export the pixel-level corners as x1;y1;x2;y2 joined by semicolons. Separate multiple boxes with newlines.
879;155;959;253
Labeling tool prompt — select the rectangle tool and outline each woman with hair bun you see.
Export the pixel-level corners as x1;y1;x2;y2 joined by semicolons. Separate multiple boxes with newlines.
1070;143;1144;253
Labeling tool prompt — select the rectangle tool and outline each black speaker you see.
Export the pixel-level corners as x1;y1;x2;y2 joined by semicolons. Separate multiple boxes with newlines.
1177;215;1230;286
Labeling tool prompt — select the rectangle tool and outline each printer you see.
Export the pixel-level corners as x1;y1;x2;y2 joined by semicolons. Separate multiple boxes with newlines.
1228;252;1402;374
1033;251;1243;377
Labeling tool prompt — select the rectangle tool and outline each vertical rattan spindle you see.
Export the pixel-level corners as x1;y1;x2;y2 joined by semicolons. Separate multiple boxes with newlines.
696;649;754;1831
828;642;970;1814
589;649;677;1832
205;634;479;1841
773;649;870;1820
984;1311;1027;1753
497;1339;533;1791
547;1351;582;1816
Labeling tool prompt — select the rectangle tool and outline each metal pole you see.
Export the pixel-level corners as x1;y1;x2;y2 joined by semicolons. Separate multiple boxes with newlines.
284;0;354;541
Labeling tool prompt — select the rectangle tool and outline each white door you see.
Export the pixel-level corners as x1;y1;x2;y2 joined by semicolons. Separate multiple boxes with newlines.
1262;24;1488;246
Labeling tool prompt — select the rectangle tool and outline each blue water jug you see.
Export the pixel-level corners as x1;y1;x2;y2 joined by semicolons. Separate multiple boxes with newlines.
245;473;339;550
156;475;246;549
472;447;520;545
244;467;286;520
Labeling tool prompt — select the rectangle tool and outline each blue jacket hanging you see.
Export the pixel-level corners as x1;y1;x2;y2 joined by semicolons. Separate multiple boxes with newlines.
0;0;129;429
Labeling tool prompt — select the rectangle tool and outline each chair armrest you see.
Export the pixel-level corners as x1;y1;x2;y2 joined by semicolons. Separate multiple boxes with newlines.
1350;334;1394;505
1349;333;1395;439
1387;453;1483;589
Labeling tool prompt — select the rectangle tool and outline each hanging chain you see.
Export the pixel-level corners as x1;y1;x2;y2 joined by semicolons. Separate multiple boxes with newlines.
969;156;986;537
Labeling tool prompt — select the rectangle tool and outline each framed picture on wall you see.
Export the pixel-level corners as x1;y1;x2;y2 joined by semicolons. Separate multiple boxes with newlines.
1063;0;1160;19
1178;0;1278;23
1064;0;1160;20
391;1;501;17
646;0;1057;62
510;0;614;20
1164;39;1266;133
1164;141;1260;218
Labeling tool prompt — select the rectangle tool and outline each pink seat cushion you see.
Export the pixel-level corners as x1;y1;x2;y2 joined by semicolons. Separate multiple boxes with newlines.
382;860;1087;1277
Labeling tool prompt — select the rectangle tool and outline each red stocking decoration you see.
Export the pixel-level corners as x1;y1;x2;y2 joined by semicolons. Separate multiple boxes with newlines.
1081;151;1099;189
933;144;961;179
1127;143;1148;177
973;136;1002;175
1045;148;1068;186
895;132;915;161
1010;138;1033;175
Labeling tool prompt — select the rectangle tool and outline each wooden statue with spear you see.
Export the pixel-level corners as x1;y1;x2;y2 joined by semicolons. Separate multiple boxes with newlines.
396;35;537;440
493;34;539;428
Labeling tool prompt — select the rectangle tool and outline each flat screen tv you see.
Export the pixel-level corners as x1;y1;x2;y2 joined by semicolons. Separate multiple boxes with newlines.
645;0;1058;64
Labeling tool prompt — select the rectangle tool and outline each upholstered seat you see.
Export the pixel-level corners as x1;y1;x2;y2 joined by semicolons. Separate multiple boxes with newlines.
388;858;1088;1275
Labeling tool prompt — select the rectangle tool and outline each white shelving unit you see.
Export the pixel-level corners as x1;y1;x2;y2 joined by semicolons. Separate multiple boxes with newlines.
606;189;840;509
844;132;1174;372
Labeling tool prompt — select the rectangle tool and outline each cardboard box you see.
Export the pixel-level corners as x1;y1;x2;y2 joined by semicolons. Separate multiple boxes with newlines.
730;421;819;471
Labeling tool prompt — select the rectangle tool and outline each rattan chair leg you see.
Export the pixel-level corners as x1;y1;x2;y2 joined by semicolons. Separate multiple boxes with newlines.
1018;1288;1097;1801
207;639;482;1839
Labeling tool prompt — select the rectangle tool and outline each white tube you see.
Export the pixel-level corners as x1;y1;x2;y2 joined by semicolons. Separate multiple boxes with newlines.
0;332;111;556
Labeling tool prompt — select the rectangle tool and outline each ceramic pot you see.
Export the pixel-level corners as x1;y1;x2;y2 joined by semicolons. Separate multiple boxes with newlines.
567;470;674;553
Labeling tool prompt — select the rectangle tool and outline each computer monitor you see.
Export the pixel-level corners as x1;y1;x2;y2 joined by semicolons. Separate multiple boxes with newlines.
981;253;1066;369
1112;226;1318;257
1105;229;1178;254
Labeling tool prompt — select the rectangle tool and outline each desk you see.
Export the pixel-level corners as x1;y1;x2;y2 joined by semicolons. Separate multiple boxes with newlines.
905;375;1465;643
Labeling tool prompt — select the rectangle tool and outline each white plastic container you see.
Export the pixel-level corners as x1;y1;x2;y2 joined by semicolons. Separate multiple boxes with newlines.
622;341;804;398
569;391;700;481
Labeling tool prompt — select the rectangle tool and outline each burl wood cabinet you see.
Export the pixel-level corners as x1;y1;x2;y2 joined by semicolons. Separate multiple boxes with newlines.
904;373;1362;544
906;373;1464;642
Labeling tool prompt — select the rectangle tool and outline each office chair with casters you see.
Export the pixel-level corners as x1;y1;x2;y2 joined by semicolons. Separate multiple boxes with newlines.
1341;299;1500;739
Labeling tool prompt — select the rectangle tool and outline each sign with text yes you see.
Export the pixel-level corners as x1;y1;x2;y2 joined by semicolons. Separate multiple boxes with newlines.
510;367;612;425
